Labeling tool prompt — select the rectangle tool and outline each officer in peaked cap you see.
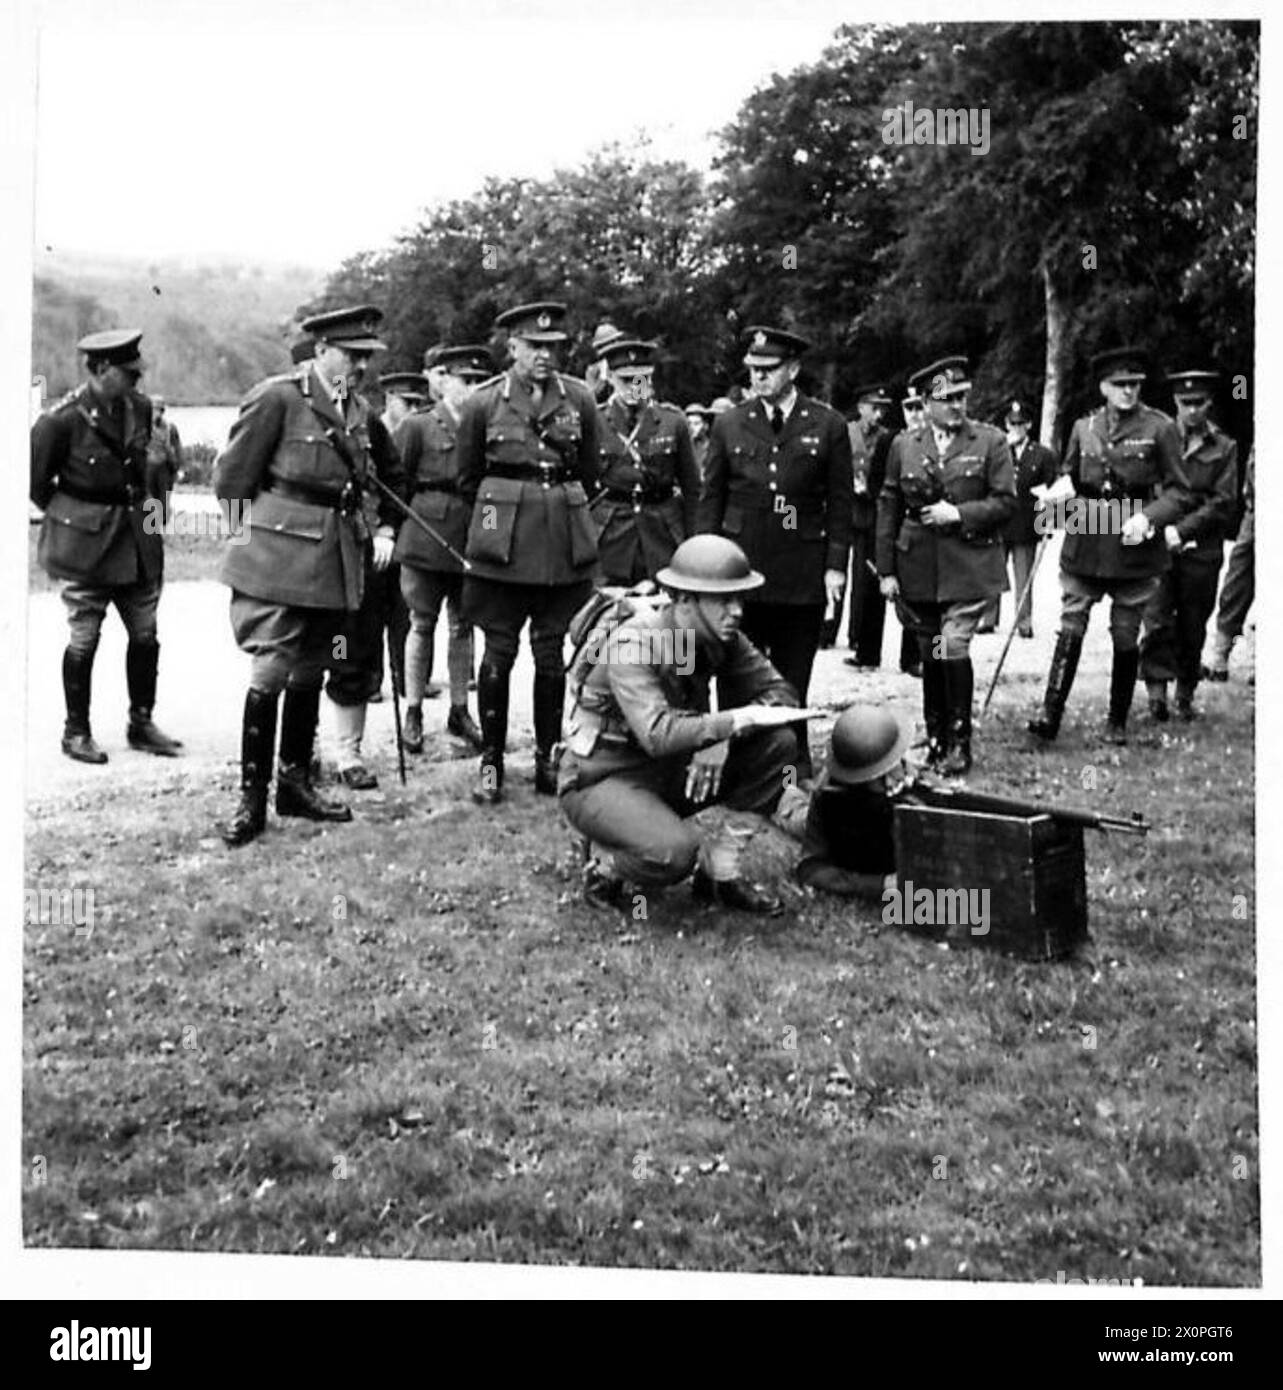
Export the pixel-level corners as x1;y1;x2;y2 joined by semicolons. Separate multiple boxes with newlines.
394;344;496;757
884;384;929;677
977;400;1058;636
381;372;429;420
311;367;423;789
876;356;1015;775
586;322;626;405
1028;345;1190;745
455;300;602;803
592;338;700;586
698;324;853;781
213;303;406;844
31;328;183;763
1138;369;1238;720
831;381;894;659
684;403;714;483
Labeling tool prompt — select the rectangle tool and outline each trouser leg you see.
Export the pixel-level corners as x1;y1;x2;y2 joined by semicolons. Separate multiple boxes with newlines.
1214;523;1254;643
1104;577;1157;743
743;602;820;778
1172;555;1220;711
1010;544;1035;633
718;726;797;816
560;767;700;888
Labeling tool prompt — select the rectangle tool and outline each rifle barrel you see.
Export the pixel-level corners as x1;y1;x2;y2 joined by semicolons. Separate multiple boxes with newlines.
911;783;1149;835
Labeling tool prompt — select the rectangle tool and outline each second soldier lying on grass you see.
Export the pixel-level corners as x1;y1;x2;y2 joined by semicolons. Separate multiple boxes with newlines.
559;535;816;915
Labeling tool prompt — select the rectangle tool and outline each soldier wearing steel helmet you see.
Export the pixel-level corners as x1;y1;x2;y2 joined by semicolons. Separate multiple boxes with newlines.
559;534;808;914
30;328;183;764
456;301;603;803
788;705;910;898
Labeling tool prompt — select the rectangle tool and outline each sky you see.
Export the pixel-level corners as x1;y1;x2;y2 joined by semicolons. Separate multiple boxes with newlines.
29;0;863;270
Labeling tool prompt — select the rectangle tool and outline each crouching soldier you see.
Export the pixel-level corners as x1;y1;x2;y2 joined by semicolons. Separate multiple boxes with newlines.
559;535;808;914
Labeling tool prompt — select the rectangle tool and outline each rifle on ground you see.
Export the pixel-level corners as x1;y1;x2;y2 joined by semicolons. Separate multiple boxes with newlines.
904;772;1149;835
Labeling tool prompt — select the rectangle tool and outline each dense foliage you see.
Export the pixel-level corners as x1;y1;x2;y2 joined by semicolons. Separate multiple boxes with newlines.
310;20;1256;449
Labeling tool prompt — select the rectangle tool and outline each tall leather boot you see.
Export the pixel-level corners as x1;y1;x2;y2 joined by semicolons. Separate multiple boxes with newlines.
1028;631;1084;741
126;640;183;755
940;657;974;777
472;661;509;805
899;627;922;677
921;652;948;768
533;670;565;795
1104;648;1140;745
221;689;278;847
61;648;107;764
276;686;353;821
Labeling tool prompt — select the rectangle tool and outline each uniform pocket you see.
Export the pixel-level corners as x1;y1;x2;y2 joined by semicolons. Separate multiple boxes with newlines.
484;426;529;468
249;491;326;542
466;476;523;565
413;491;450;523
945;459;986;504
44;492;109;534
563;480;599;567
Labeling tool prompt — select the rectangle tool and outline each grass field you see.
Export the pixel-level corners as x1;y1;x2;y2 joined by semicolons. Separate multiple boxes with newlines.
23;667;1258;1282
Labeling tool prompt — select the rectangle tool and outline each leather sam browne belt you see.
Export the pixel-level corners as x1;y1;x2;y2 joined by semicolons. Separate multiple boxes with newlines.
56;482;144;506
603;484;674;505
414;479;458;494
486;464;569;485
267;479;361;512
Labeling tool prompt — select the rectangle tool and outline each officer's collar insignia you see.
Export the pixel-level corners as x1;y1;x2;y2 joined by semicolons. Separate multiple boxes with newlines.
537;312;551;330
753;331;768;349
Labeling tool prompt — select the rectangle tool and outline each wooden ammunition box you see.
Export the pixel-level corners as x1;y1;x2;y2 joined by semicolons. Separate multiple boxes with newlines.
891;804;1089;960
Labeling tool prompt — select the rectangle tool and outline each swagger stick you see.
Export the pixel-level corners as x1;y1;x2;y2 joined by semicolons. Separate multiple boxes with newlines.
978;537;1049;723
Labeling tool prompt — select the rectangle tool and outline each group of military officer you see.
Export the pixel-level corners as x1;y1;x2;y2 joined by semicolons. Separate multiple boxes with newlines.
31;308;1245;878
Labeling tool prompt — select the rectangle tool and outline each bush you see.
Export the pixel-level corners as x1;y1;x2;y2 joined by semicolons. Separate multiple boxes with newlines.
179;442;218;488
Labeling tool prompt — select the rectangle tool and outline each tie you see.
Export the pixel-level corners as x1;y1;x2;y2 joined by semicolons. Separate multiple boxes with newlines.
771;406;784;435
529;382;544;413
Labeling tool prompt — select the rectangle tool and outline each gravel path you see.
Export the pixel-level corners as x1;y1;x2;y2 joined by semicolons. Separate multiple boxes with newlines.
24;533;1247;808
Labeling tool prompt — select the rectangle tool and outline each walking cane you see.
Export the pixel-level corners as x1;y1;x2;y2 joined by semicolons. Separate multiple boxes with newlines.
978;537;1049;723
387;618;407;786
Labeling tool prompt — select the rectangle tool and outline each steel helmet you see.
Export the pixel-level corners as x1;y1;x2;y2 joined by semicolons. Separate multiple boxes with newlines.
656;535;765;595
826;706;911;785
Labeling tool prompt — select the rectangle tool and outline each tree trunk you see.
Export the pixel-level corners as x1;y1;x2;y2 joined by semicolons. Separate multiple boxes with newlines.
1041;260;1068;454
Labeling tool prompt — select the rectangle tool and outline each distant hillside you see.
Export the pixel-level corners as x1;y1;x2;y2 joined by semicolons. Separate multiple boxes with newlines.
31;251;325;404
